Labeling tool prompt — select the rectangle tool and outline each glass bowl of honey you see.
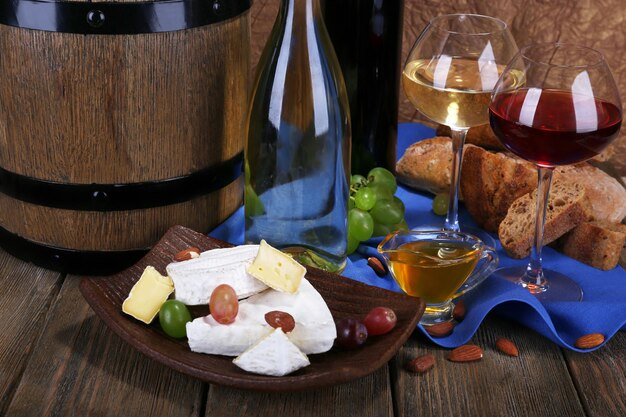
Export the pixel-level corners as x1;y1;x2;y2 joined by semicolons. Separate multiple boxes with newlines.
378;230;498;326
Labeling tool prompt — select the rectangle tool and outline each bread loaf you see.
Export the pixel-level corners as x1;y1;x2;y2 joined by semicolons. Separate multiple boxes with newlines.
396;136;452;195
498;181;592;259
554;164;626;223
460;145;536;232
554;221;626;270
436;124;504;150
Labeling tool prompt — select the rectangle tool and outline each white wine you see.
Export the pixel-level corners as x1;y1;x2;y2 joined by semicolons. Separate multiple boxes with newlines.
244;0;351;273
402;57;521;128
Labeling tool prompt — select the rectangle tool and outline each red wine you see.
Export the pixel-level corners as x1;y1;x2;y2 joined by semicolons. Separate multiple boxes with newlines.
322;0;403;175
489;89;622;166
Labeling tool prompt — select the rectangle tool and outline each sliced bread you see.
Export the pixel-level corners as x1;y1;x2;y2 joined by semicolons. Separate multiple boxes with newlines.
498;181;592;259
554;221;626;270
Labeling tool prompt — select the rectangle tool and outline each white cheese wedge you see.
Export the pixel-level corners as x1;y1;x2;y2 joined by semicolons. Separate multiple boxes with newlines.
186;278;336;356
233;328;310;376
166;245;267;305
246;240;305;293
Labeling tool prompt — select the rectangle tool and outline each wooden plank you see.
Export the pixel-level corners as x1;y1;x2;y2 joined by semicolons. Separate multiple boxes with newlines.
391;316;586;417
5;276;205;417
0;251;62;416
564;330;626;417
204;367;393;417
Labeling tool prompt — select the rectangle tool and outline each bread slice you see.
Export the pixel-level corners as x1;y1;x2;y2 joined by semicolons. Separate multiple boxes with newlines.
460;145;536;232
555;164;626;223
396;136;452;195
554;221;626;270
498;181;592;259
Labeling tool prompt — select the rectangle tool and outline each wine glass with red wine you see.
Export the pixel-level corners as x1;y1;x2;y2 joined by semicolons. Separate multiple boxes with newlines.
489;43;623;301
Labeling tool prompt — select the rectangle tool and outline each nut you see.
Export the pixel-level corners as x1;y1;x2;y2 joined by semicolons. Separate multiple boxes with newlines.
425;321;455;338
406;354;435;373
574;333;605;349
447;344;483;362
452;300;466;321
174;247;201;262
265;310;296;333
495;338;519;357
367;257;387;276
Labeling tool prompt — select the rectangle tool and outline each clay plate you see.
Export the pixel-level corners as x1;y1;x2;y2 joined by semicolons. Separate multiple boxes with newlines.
79;225;425;392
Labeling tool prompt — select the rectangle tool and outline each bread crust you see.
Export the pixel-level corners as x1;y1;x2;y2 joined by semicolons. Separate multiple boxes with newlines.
396;136;452;195
555;221;626;270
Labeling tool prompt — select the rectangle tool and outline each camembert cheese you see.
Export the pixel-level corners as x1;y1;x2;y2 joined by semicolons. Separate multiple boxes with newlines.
122;266;174;324
233;328;310;376
246;240;305;293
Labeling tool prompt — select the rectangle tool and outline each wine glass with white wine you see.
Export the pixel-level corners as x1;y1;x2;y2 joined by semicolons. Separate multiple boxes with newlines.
403;14;519;233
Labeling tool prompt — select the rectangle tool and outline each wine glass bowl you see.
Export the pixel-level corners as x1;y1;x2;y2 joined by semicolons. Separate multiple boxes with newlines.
489;43;623;301
402;14;519;232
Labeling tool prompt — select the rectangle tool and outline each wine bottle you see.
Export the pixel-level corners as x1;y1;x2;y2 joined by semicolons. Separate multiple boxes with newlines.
322;0;404;175
244;0;351;273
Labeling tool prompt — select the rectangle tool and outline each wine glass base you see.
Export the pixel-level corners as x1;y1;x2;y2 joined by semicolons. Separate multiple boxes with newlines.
495;266;583;302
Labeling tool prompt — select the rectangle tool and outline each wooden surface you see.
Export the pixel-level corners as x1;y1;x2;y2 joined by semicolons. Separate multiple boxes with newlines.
1;246;625;417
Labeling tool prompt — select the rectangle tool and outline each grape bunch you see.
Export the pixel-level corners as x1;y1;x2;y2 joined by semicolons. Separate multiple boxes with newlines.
347;167;408;254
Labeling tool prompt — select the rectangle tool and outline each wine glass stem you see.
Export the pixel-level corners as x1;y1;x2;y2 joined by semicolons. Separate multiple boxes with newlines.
522;166;553;293
444;127;468;232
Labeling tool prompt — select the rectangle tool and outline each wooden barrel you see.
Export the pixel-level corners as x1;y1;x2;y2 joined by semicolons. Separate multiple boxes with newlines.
0;0;250;274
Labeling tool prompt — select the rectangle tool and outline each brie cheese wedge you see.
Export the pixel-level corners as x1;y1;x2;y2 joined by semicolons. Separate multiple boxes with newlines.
233;328;310;376
186;278;336;356
166;245;267;305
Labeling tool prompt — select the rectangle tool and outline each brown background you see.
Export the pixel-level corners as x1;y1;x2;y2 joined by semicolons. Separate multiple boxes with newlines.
250;0;626;177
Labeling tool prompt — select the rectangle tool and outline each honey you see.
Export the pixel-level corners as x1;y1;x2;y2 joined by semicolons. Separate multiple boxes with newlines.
386;240;481;304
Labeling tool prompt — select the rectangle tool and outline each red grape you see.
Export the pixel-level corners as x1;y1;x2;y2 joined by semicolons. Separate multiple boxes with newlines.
209;284;239;324
363;307;397;336
335;318;368;349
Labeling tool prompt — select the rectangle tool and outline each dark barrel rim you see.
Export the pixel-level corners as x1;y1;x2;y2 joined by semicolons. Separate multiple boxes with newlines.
0;152;243;211
0;0;251;34
0;225;148;275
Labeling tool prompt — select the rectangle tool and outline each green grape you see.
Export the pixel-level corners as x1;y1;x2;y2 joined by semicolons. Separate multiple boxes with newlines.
370;199;403;225
347;233;360;254
348;197;355;210
354;187;376;211
367;167;397;194
350;174;367;189
244;185;265;217
392;219;409;231
432;193;449;216
372;222;392;237
348;208;374;241
393;196;406;213
368;182;393;202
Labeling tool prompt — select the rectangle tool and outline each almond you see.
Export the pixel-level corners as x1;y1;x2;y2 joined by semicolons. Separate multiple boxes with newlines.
425;321;455;338
406;354;435;374
574;333;605;349
265;310;296;333
447;344;483;362
367;257;387;276
452;300;466;321
495;338;519;357
174;247;201;262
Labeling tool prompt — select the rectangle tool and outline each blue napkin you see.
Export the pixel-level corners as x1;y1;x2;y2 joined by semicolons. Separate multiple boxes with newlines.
211;123;626;352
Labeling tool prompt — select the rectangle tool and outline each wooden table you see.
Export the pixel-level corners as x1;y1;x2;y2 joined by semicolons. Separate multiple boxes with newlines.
1;248;624;417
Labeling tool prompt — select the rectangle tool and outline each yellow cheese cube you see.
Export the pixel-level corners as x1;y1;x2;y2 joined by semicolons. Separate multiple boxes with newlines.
122;266;174;324
246;240;305;293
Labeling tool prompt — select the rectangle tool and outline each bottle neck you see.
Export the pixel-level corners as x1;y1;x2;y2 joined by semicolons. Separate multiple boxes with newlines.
279;0;323;28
